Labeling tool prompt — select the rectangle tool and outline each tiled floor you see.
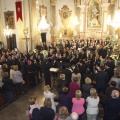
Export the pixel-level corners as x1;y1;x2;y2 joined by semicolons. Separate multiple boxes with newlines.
0;82;45;120
0;81;103;120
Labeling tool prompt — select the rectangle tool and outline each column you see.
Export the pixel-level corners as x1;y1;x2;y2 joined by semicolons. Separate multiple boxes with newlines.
30;0;37;49
50;1;56;43
79;5;86;37
0;0;3;43
101;3;110;38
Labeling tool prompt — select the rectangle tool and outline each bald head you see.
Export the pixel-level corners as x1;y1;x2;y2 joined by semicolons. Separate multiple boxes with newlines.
111;90;119;99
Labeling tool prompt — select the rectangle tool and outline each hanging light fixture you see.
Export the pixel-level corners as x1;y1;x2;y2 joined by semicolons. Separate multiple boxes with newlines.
37;16;53;32
107;10;120;28
73;16;79;25
3;25;12;36
37;0;52;32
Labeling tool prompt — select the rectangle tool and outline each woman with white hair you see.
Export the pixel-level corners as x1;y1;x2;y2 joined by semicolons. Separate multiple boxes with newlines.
103;90;120;120
82;77;93;99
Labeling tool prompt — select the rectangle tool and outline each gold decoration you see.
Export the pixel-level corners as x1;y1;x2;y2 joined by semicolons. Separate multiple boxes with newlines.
87;0;102;28
57;26;73;39
50;0;56;5
59;5;72;25
110;0;117;4
74;0;81;7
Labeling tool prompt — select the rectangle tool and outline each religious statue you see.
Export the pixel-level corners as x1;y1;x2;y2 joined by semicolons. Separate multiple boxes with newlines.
90;5;100;27
87;0;101;28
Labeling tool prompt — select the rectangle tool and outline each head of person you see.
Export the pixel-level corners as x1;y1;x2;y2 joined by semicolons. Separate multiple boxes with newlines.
44;98;52;108
62;87;68;94
2;63;8;68
90;88;98;99
73;77;78;83
111;90;119;99
85;77;92;84
75;90;82;100
73;66;79;74
58;106;69;119
10;65;14;70
59;74;65;80
2;72;9;78
104;63;109;69
13;65;18;71
110;81;116;87
97;66;103;71
65;64;69;69
29;96;37;105
44;85;51;92
70;112;78;120
114;72;119;78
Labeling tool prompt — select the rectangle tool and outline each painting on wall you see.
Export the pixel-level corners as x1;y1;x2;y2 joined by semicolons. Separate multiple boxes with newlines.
4;11;15;29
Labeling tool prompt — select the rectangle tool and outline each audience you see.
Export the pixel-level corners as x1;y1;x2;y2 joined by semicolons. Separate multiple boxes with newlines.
103;90;120;120
105;81;119;98
71;66;81;86
69;77;80;98
57;74;68;94
86;88;99;120
54;106;71;120
0;38;119;120
2;72;13;102
44;85;56;112
28;96;40;120
72;90;85;120
110;72;120;90
39;98;55;120
57;87;72;113
82;77;93;99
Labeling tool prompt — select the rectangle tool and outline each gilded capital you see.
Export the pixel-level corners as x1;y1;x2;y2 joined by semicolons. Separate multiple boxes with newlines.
50;0;56;6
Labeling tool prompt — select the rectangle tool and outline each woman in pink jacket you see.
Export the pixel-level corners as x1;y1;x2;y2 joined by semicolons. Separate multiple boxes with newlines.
72;90;85;120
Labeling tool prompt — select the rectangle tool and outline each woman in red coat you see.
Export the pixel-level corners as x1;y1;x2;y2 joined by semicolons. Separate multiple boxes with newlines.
69;77;80;98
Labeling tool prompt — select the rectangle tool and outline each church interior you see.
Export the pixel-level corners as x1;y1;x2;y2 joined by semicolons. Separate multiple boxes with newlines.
0;0;120;120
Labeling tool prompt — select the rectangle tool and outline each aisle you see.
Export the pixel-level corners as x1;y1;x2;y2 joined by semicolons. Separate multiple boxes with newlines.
0;82;45;120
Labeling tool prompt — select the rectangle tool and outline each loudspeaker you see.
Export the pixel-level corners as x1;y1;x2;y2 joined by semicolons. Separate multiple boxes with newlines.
41;33;46;43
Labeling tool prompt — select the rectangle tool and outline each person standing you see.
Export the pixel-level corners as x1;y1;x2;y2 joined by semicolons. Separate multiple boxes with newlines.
86;88;99;120
72;90;85;120
103;90;120;120
42;59;51;87
95;66;108;94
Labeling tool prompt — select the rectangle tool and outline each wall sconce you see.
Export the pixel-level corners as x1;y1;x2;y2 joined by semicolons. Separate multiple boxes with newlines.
3;25;12;37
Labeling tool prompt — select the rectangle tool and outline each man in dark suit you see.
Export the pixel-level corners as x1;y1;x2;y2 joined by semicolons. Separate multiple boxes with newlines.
104;63;114;83
41;59;52;87
62;64;72;86
95;66;108;94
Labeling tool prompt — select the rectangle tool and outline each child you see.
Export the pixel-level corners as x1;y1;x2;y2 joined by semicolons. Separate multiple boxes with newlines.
44;85;56;112
28;96;40;120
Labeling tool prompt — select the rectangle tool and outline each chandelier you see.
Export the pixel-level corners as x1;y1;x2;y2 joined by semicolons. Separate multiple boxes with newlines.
3;25;12;36
73;16;79;25
37;16;53;32
107;10;120;28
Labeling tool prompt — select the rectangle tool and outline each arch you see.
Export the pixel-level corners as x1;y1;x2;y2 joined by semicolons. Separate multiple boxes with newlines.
84;0;103;5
